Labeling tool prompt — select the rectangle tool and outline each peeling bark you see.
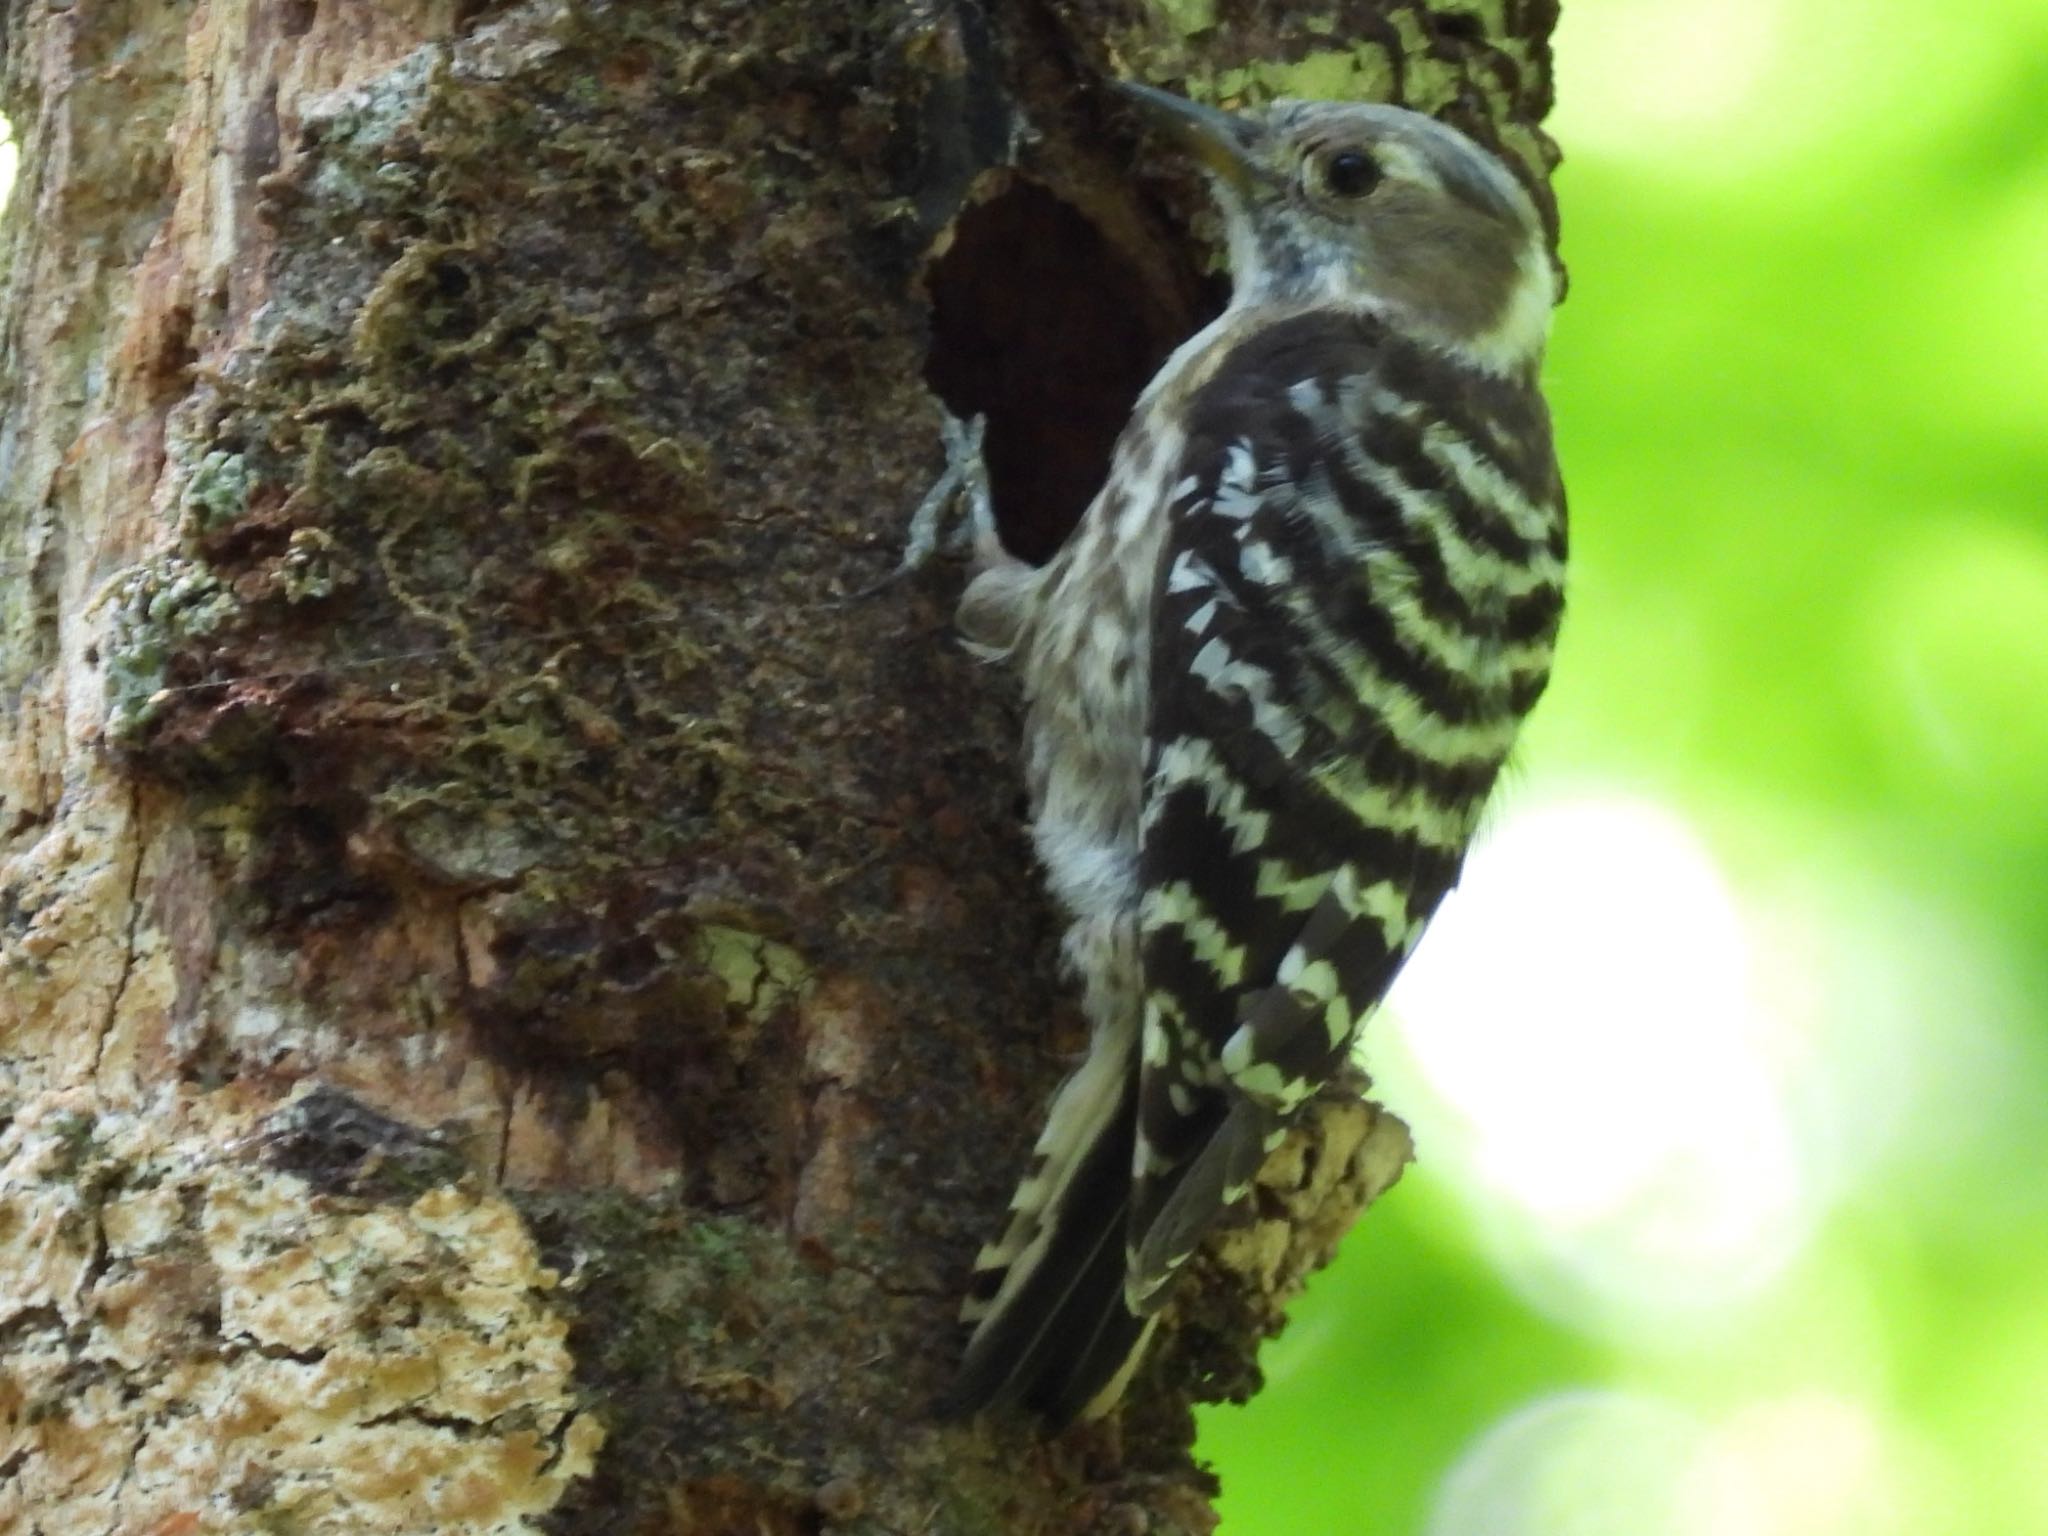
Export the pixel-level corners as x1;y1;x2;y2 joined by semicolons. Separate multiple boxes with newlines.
0;2;1558;1531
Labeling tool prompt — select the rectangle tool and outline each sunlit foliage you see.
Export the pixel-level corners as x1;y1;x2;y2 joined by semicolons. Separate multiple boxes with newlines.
1204;1;2048;1531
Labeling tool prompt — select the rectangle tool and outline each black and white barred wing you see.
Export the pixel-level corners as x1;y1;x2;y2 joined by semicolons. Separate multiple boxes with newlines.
1128;314;1565;1306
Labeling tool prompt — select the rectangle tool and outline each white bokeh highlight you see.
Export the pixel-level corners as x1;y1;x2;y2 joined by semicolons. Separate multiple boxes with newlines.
1428;1389;1700;1536
1374;792;1814;1331
1552;0;2033;182
1555;0;1784;146
1430;1389;1929;1536
1683;1392;1920;1536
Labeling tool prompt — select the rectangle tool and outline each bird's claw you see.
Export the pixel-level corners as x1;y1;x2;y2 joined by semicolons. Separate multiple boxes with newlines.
856;410;996;600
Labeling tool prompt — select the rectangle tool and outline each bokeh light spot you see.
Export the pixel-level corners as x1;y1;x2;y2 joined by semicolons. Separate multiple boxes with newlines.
1683;1392;1925;1536
1428;1389;1700;1536
1554;0;1783;151
1376;793;1813;1329
1432;1389;1930;1536
1554;0;2032;182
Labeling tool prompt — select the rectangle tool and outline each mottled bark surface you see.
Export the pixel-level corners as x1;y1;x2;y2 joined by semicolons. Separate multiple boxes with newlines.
0;2;1557;1531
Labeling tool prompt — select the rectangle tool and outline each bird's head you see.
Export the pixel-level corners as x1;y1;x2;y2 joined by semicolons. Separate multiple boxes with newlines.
1120;84;1558;372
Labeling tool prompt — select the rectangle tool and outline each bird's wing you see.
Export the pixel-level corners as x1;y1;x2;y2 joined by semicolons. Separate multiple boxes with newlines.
1129;307;1564;1307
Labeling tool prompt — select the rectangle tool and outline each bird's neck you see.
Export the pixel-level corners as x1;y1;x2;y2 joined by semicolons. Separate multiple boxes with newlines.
1221;206;1554;377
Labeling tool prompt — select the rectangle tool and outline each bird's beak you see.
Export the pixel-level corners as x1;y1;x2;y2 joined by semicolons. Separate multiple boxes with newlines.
1117;82;1262;195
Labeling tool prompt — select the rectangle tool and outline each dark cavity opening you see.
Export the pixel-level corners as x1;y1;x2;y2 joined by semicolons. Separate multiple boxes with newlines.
923;179;1192;565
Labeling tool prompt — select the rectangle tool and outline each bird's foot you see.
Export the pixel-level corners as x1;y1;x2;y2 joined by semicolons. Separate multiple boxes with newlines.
859;410;996;598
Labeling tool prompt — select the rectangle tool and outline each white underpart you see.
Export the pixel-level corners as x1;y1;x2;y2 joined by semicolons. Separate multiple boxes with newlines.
1216;185;1272;302
1025;432;1187;923
956;305;1252;1328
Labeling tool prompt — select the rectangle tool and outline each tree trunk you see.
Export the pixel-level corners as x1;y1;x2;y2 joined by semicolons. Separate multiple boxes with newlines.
0;2;1559;1530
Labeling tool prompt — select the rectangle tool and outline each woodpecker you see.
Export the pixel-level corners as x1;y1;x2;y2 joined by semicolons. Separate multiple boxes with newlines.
943;84;1566;1425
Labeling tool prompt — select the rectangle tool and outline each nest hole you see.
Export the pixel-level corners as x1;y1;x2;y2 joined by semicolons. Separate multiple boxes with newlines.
922;179;1197;564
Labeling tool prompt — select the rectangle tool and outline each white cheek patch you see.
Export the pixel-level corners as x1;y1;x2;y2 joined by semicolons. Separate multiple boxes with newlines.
1457;241;1556;376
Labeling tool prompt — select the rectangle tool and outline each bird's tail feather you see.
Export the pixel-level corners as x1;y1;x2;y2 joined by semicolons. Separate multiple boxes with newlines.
942;1075;1157;1423
958;1005;1137;1324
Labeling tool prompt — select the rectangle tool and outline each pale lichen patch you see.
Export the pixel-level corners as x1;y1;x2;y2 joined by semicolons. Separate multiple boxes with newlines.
0;1092;601;1535
1143;0;1221;38
177;449;254;538
1198;1095;1413;1370
97;557;241;745
1209;47;1401;107
692;924;811;1028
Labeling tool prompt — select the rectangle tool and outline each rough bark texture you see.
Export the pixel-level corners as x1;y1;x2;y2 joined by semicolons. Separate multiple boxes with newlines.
0;2;1558;1531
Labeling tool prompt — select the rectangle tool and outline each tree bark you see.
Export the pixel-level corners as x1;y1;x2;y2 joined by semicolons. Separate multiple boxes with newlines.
0;2;1559;1531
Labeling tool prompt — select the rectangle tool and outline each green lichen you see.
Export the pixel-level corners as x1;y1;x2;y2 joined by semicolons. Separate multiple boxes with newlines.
382;801;556;885
692;925;811;1026
522;1195;801;1424
274;528;348;604
1144;0;1219;37
178;449;253;536
1123;5;1395;107
98;556;240;744
1207;46;1398;105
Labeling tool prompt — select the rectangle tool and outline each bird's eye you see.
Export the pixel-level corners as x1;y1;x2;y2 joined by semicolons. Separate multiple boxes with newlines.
1321;150;1381;198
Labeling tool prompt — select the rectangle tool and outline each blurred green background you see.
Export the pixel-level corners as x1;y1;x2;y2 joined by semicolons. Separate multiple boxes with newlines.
4;1;2042;1528
1200;0;2048;1532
